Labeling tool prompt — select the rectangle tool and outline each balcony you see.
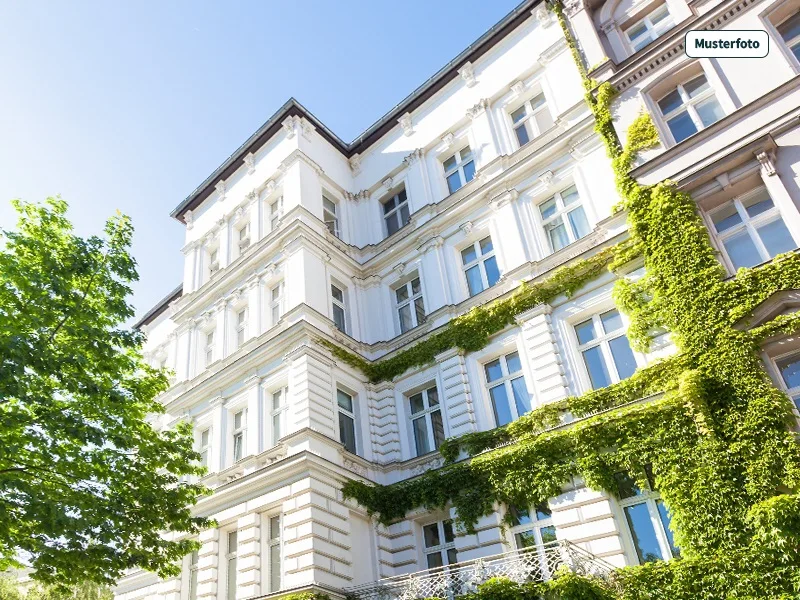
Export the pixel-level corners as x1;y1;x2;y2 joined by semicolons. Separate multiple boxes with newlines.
345;541;616;600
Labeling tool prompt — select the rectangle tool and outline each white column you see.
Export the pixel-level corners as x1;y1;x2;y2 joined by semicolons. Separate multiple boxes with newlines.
236;513;261;599
195;528;219;600
437;348;477;438
209;396;226;472
516;305;570;405
246;276;261;338
214;298;228;360
247;191;262;242
367;382;401;464
285;344;336;438
245;375;262;456
219;218;231;268
489;189;527;273
757;150;800;240
183;241;199;294
564;0;606;71
467;99;500;167
418;235;451;309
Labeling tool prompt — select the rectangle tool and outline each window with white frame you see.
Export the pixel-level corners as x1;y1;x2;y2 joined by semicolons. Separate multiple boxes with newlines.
443;146;476;194
337;389;357;454
575;309;638;390
225;530;238;600
461;236;500;297
266;515;282;593
615;470;679;564
484;351;532;427
775;353;800;411
208;246;220;275
198;428;210;468
408;386;445;457
231;409;245;462
708;187;797;271
510;93;554;147
777;11;800;61
538;185;590;253
188;549;199;600
270;281;284;326
624;4;675;52
383;187;411;236
423;520;458;568
656;73;724;144
204;329;215;367
508;503;557;552
323;196;340;238
395;277;426;333
237;221;251;252
270;196;283;231
331;284;347;333
270;387;288;445
235;307;248;349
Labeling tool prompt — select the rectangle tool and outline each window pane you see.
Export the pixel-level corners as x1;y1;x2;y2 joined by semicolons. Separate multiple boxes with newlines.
778;12;800;42
656;500;680;557
447;548;459;565
484;359;503;382
227;556;237;600
443;154;457;172
233;433;243;461
515;530;537;549
461;244;478;265
624;503;665;563
383;196;396;214
396;285;409;303
415;297;426;326
510;376;532;417
757;218;796;258
511;106;527;123
540;525;557;544
615;471;644;499
489;384;514;426
484;256;501;288
711;203;742;232
409;393;425;414
272;414;281;443
695;96;724;128
658;89;684;115
447;171;462;194
600;309;623;333
515;124;530;146
535;503;552;520
479;237;494;254
427;387;439;406
443;520;455;543
386;214;400;236
460;147;473;161
339;413;357;454
568;206;590;240
431;410;445;449
667;111;698;143
509;506;532;526
400;204;411;226
609;335;638;380
505;352;522;373
270;516;281;540
627;22;648;42
426;552;444;569
723;231;761;269
742;190;774;217
398;304;413;333
582;346;612;389
337;390;353;412
333;305;346;332
413;416;431;456
423;523;440;548
575;319;597;344
331;285;343;302
683;75;710;99
465;265;484;296
777;356;800;389
547;219;570;252
463;160;476;183
269;543;281;592
539;197;558;220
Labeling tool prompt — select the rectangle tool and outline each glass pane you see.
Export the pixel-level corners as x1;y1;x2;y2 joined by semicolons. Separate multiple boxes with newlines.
398;304;413;333
615;471;643;499
490;384;514;427
658;88;684;115
683;74;710;99
409;393;425;414
515;124;530;146
777;356;800;389
272;414;281;443
656;500;680;557
423;523;440;548
269;543;281;592
535;503;552;520
465;265;484;296
337;390;353;411
511;376;532;417
627;22;648;42
609;335;638;380
561;185;579;205
547;220;570;252
778;12;800;42
742;189;774;217
270;516;281;540
443;520;455;543
484;359;503;382
386;214;400;236
333;305;346;332
427;387;439;406
568;206;590;240
228;530;238;549
534;108;555;134
505;352;522;373
758;218;796;258
667;111;698;143
460;147;472;161
234;411;243;429
484;256;501;288
396;285;409;303
411;277;421;294
233;433;243;461
426;552;444;569
575;319;597;344
461;244;478;265
413;416;431;456
331;285;343;302
624;503;665;563
540;525;557;544
632;32;653;52
272;390;283;410
510;506;532;526
515;530;537;549
463;160;476;183
711;203;742;232
695;96;724;128
383;196;396;214
447;171;462;194
583;346;612;389
415;297;426;326
323;197;336;213
650;6;671;25
447;548;458;565
443;155;457;172
479;236;494;254
431;410;445;449
227;557;237;600
539;197;558;220
511;106;528;123
723;231;761;269
600;309;623;333
400;205;411;226
339;413;357;454
201;429;209;446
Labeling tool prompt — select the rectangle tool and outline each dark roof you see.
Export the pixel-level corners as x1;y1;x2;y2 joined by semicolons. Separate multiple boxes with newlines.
172;0;540;223
134;284;183;330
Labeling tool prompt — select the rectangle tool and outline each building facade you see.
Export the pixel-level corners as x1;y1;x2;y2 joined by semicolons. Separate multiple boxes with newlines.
116;0;800;598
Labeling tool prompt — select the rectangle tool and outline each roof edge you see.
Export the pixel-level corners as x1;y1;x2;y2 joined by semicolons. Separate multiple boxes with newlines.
134;284;183;330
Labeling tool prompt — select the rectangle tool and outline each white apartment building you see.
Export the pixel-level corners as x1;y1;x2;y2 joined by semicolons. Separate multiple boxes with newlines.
117;0;800;598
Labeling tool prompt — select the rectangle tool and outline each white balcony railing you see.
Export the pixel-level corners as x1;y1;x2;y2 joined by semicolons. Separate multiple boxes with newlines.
345;541;615;600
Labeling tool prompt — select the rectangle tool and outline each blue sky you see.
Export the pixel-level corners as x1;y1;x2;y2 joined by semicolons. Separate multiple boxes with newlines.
0;0;522;321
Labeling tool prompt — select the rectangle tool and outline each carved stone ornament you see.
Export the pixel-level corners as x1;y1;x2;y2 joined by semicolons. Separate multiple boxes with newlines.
403;148;423;166
244;152;255;175
458;61;477;88
466;99;488;120
533;5;553;27
343;458;368;477
441;132;456;149
510;80;526;97
349;153;362;175
460;221;474;235
756;150;777;177
383;177;394;191
393;262;406;276
300;118;315;140
215;180;227;200
264;180;276;196
398;112;414;136
539;170;555;187
282;116;296;139
184;210;194;230
562;0;586;16
411;456;444;476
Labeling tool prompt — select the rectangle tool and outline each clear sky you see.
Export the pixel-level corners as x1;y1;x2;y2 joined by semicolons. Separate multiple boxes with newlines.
0;0;522;321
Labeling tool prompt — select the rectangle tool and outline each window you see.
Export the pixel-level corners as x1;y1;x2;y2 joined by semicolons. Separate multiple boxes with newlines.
267;515;281;593
208;247;220;274
484;351;532;427
198;429;210;468
657;73;724;143
395;277;426;333
384;188;411;236
271;387;288;445
226;531;238;600
323;196;340;238
235;307;248;348
776;353;800;410
708;187;796;270
616;471;679;564
625;4;674;52
408;386;445;457
510;93;554;147
237;221;251;251
777;11;800;61
443;147;476;194
204;330;215;367
337;389;357;454
331;284;347;333
232;409;245;462
423;520;458;569
271;282;284;326
188;550;199;600
539;185;590;253
270;197;283;231
575;309;638;389
509;503;557;552
461;237;500;296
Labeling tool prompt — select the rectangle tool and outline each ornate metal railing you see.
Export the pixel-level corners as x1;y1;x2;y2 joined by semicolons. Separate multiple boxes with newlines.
345;540;616;600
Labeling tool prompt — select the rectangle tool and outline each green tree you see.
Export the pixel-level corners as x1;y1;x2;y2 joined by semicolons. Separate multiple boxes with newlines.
0;198;209;587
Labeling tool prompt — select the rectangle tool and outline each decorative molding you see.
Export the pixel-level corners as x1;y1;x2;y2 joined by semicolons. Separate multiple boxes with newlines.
533;5;553;27
184;210;194;230
410;456;444;476
489;188;519;211
300;117;315;140
510;80;526;97
403;148;423;166
382;177;394;191
538;37;568;66
466;98;489;120
244;153;256;175
418;234;444;253
281;116;296;139
539;170;556;187
264;179;276;196
458;61;477;88
756;150;777;177
460;220;474;235
398;112;414;136
215;180;226;200
349;153;362;175
441;132;456;149
715;173;731;190
393;262;406;276
343;457;368;477
562;0;586;16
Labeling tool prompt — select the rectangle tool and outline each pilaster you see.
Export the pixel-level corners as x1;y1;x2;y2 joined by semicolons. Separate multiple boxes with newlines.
516;305;570;405
436;348;477;438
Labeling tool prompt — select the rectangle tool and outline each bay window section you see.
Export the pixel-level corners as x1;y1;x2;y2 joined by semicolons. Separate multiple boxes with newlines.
384;188;411;236
443;147;476;194
337;389;357;455
616;471;679;564
423;520;458;568
539;185;590;253
625;4;674;52
484;351;532;427
575;309;637;390
395;277;426;333
657;73;724;143
408;386;445;456
510;93;554;147
461;237;500;297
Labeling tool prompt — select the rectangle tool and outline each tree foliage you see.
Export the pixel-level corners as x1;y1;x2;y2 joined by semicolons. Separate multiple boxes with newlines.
0;198;209;587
